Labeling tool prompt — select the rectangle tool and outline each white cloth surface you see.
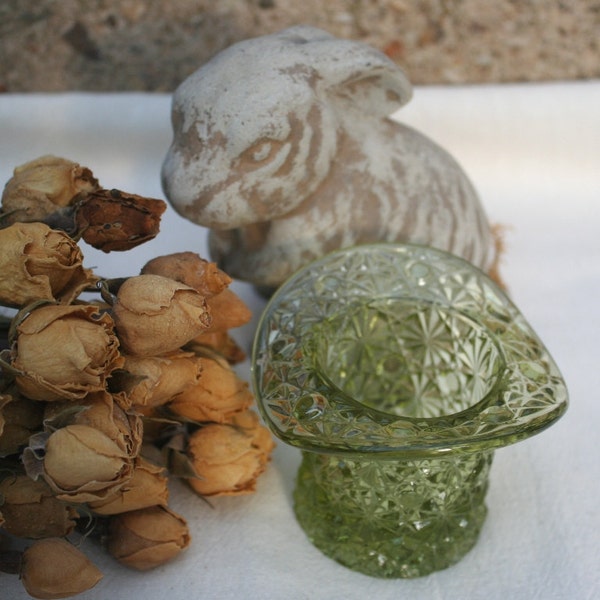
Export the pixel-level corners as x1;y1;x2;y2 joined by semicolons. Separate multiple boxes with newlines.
0;81;598;600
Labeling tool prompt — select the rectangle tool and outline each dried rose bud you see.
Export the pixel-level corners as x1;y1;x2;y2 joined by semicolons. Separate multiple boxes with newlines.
0;475;78;539
186;410;274;497
141;251;231;297
0;390;44;456
112;274;211;356
75;188;166;252
0;222;97;307
204;288;252;333
43;391;142;458
10;304;123;402
114;352;203;408
1;155;99;225
191;331;246;364
20;538;103;599
168;357;253;423
39;424;134;503
107;505;190;570
88;457;169;515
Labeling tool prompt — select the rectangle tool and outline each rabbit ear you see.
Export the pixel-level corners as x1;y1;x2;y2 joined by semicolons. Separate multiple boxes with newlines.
300;36;413;117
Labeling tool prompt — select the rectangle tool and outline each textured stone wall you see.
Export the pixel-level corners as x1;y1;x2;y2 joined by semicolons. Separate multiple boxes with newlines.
1;0;598;92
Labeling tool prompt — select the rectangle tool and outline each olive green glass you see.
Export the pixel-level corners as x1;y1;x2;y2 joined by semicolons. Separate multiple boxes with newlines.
252;244;568;578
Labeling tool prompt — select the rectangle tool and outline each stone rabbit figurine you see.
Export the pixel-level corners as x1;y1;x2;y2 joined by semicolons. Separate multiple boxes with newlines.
162;25;498;289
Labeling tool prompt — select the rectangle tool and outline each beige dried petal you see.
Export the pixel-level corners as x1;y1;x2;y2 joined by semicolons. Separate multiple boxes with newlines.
88;457;169;515
0;222;97;307
0;475;78;539
141;251;231;297
43;391;142;457
204;288;252;332
43;424;133;503
168;358;253;423
186;412;274;497
1;155;99;225
113;274;211;356
187;425;262;496
191;330;246;364
20;538;103;599
118;352;203;408
12;304;123;401
228;409;276;456
107;505;190;570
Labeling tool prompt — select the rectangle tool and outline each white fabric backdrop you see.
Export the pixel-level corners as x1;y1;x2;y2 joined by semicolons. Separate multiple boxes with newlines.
1;81;598;599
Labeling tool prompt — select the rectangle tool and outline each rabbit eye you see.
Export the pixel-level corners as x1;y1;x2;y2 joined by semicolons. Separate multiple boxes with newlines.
251;142;272;162
238;139;284;168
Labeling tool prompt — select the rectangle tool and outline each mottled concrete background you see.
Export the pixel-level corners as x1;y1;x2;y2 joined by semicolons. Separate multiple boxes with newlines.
1;0;598;92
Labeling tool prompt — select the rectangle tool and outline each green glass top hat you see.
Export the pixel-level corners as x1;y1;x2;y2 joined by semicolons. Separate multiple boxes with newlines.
252;243;568;458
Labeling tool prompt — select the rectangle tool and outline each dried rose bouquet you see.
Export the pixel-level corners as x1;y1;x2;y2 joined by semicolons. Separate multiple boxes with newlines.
0;156;274;599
